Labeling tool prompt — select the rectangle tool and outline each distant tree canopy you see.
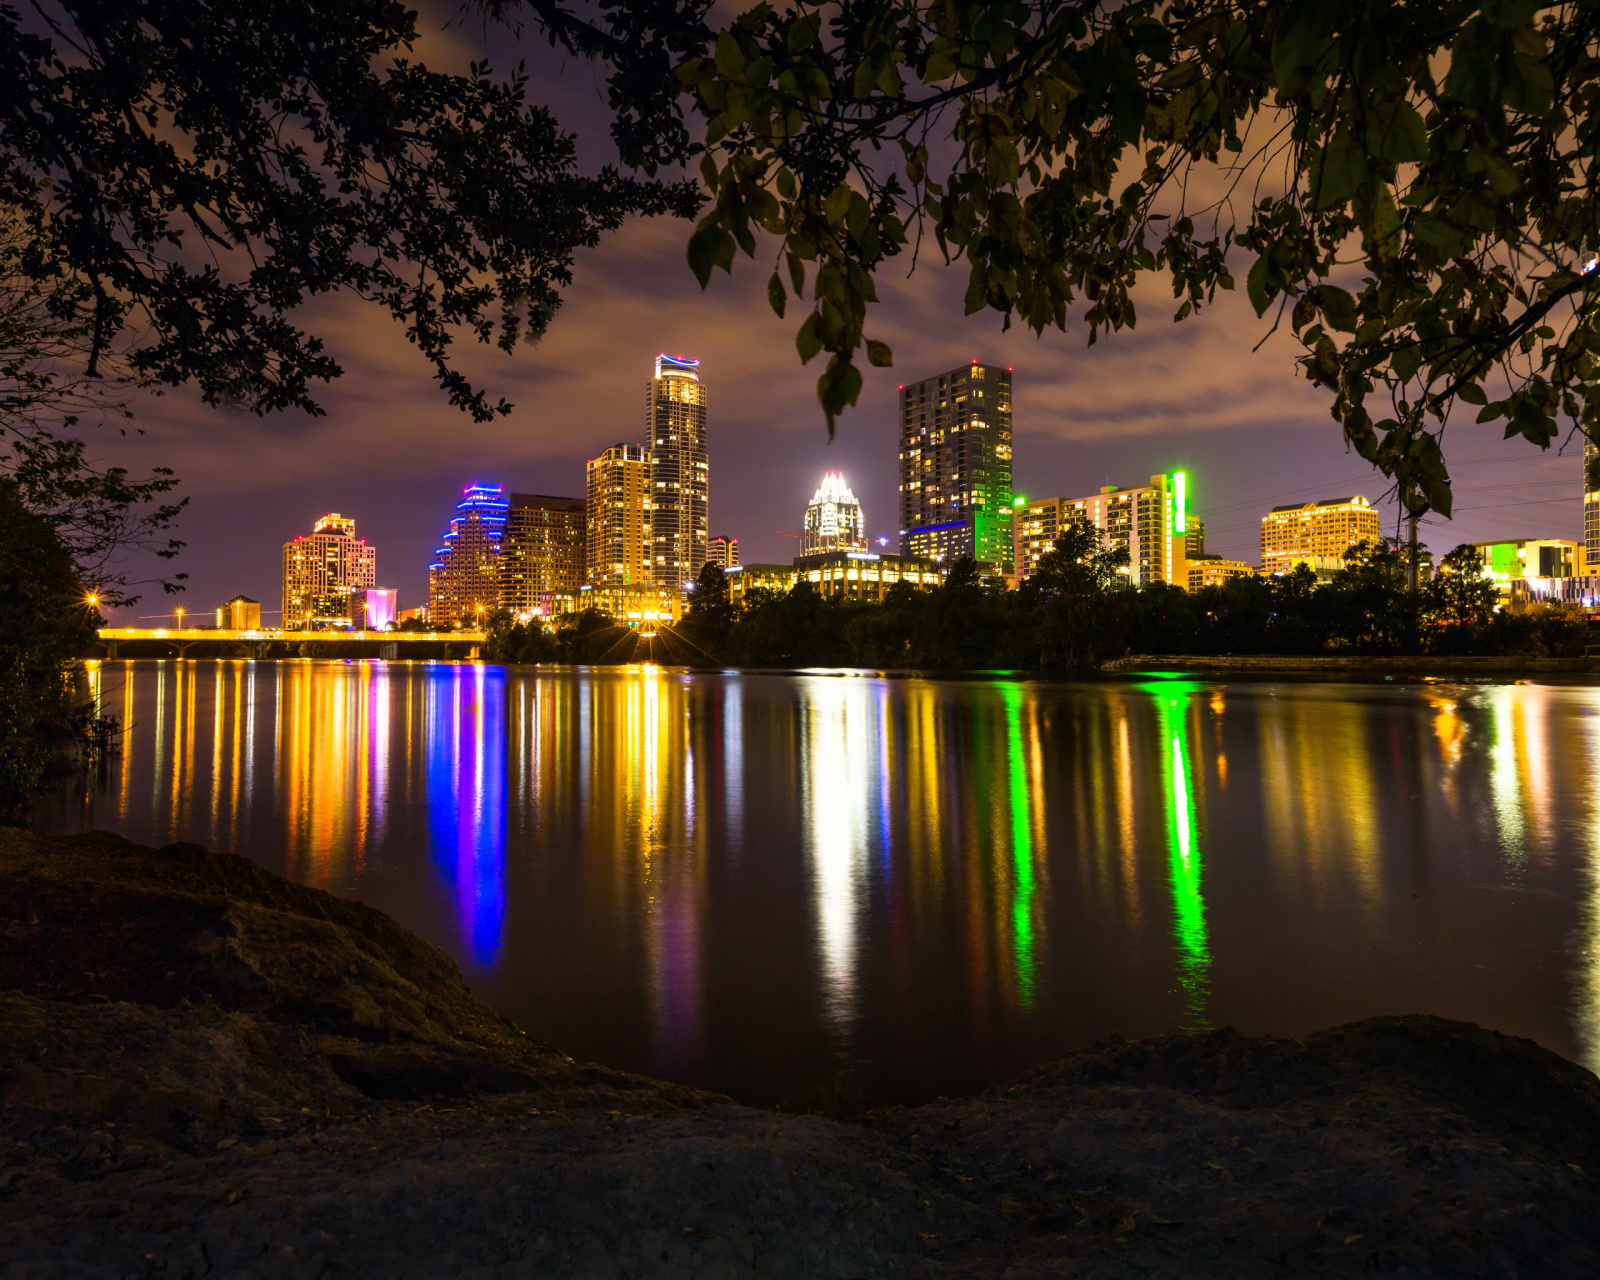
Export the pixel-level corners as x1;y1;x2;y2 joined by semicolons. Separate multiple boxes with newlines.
480;536;1570;672
510;0;1600;515
0;0;698;422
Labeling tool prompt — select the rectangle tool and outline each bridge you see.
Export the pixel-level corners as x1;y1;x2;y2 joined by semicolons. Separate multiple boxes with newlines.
94;627;488;661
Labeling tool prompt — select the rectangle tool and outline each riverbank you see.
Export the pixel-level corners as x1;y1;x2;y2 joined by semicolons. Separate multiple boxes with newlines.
4;831;1600;1277
1103;653;1595;676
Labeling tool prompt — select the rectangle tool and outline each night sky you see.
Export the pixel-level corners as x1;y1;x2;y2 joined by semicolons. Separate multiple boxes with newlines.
95;8;1583;624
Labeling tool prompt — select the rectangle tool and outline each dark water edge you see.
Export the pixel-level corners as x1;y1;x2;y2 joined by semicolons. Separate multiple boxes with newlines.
36;659;1600;1107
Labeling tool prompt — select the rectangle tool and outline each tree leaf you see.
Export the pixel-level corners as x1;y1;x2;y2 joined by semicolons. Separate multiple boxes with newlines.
1377;101;1429;163
767;272;786;318
1247;255;1272;317
866;339;892;366
795;313;822;363
1315;284;1357;332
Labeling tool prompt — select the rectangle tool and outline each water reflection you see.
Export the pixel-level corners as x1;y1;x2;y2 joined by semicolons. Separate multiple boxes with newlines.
46;663;1600;1104
1146;682;1210;1030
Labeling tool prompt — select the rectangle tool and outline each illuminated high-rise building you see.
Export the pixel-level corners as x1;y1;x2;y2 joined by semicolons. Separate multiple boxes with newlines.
1013;496;1073;582
427;483;509;627
707;535;739;568
802;472;866;556
1585;436;1599;572
282;513;376;628
648;354;709;587
586;443;652;586
1260;496;1380;575
501;493;586;616
899;362;1013;569
1050;474;1185;587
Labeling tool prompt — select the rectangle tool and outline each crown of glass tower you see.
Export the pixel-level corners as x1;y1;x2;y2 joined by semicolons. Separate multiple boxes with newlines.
428;483;509;626
803;472;867;556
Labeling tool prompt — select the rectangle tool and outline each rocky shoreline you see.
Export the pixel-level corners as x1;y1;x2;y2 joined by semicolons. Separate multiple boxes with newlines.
4;831;1600;1277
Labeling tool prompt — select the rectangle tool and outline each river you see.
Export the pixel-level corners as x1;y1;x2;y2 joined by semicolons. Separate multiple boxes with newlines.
38;660;1600;1105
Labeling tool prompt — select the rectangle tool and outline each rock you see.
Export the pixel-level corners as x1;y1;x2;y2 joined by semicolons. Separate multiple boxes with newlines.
3;829;1599;1276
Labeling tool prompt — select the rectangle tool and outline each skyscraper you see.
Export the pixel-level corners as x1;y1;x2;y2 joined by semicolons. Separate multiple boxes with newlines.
898;361;1013;570
428;483;509;627
648;354;709;586
586;443;652;586
501;493;586;616
282;513;376;628
707;535;739;568
802;472;867;555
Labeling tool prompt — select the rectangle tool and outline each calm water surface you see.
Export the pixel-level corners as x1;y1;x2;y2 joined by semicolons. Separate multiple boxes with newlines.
40;660;1600;1104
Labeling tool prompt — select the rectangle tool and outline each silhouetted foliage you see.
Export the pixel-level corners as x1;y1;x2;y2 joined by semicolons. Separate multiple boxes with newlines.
0;481;100;822
487;531;1590;671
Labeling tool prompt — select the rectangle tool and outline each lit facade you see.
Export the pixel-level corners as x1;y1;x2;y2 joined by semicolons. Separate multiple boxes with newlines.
1059;475;1182;587
1187;559;1253;591
1468;538;1579;601
802;472;866;556
1013;496;1085;581
586;444;652;587
726;562;796;604
794;550;942;601
428;483;508;627
350;587;398;630
707;535;739;569
502;493;585;616
1587;436;1600;573
216;596;261;630
898;362;1014;571
1260;496;1380;575
553;582;683;625
282;513;376;628
648;354;709;588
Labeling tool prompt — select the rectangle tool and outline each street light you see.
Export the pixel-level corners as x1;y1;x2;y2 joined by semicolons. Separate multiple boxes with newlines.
175;606;185;629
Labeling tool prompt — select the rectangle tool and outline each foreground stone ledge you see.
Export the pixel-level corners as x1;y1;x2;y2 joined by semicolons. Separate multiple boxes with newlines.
3;830;1599;1277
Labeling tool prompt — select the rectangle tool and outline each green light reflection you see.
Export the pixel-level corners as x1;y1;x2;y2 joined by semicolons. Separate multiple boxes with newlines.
1145;683;1210;1029
1002;684;1036;1006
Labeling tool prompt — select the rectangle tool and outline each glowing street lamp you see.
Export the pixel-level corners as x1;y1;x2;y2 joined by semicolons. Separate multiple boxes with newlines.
175;606;185;629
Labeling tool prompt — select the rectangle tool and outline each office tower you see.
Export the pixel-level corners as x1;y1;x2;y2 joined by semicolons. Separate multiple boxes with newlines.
216;596;261;630
707;535;739;568
501;493;586;615
586;444;652;586
1260;496;1381;575
428;483;509;627
648;354;709;588
898;361;1014;569
802;472;866;556
1184;518;1206;559
282;513;376;628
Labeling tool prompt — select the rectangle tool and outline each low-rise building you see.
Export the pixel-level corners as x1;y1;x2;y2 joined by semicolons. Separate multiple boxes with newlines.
1186;558;1254;591
215;596;261;630
726;563;796;605
794;550;942;601
1467;538;1579;599
350;587;398;630
553;582;683;626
